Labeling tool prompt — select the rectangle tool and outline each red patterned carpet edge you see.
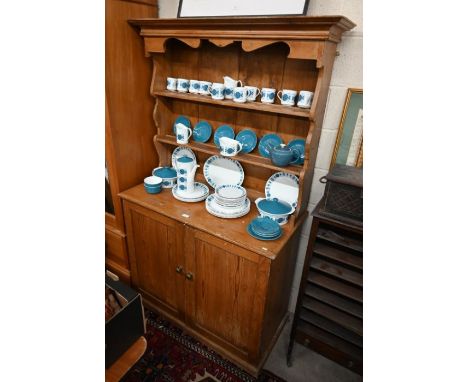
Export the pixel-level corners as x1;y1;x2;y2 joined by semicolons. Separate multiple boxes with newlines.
121;310;286;382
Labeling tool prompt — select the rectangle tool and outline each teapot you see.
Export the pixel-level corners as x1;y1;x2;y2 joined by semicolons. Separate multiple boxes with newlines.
174;155;199;194
268;143;301;167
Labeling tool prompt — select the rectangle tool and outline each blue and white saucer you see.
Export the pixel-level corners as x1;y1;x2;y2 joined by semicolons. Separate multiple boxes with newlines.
172;182;209;203
236;129;257;154
258;133;283;158
193;121;212;143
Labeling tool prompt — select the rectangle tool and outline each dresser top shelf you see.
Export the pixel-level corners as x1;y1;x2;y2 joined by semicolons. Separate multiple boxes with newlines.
154;90;313;119
119;184;305;260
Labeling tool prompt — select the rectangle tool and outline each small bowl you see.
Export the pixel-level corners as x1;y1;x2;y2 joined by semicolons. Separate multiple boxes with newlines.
144;176;163;187
144;184;162;194
152;167;178;188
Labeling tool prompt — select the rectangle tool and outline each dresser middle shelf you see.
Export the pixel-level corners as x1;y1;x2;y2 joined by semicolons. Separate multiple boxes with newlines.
155;135;303;176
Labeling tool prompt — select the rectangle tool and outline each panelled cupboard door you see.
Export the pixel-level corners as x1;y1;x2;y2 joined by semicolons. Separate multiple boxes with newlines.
124;203;185;320
184;228;269;361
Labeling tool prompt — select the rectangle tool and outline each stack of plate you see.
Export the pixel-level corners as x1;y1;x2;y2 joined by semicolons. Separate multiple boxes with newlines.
214;184;247;207
205;185;250;219
247;217;283;241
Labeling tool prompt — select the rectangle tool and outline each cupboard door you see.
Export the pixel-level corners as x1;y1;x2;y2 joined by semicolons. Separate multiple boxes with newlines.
124;202;185;320
184;229;269;360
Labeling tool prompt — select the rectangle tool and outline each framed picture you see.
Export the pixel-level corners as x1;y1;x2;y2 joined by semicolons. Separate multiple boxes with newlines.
178;0;309;18
330;88;363;168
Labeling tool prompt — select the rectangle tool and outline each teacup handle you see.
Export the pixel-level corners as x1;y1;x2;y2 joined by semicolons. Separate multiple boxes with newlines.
253;88;261;98
235;141;243;153
238;80;243;87
277;91;283;101
187;128;193;138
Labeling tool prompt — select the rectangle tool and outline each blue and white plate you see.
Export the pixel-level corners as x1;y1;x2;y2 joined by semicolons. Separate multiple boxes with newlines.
287;138;306;165
173;115;191;135
247;218;283;240
250;217;282;237
205;194;250;219
203;155;244;189
265;172;299;208
172;182;209;203
258;133;283;158
193;121;212;143
236;129;257;154
172;146;196;168
214;125;235;148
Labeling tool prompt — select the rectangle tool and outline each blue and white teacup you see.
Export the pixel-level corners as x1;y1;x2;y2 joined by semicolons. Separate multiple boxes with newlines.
177;78;189;92
297;90;314;108
277;89;297;106
199;81;212;96
167;77;177;91
233;87;247;103
175;123;193;144
189;80;200;94
210;83;225;100
245;86;260;102
219;137;243;157
261;88;276;104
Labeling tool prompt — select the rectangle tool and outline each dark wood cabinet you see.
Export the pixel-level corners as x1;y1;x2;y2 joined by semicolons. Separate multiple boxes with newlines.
287;199;363;375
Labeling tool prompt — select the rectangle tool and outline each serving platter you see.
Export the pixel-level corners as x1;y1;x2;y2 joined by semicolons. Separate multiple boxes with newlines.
265;172;299;207
203;155;244;189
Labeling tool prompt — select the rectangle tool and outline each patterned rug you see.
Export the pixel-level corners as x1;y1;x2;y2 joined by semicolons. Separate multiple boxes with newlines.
121;310;286;382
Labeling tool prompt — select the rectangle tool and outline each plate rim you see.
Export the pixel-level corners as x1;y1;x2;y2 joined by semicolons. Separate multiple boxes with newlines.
265;172;299;207
203;155;244;189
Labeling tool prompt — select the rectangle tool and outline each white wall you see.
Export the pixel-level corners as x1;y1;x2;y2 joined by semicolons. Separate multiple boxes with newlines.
157;0;363;312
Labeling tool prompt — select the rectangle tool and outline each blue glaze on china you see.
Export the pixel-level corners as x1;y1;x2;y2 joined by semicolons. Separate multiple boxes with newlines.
298;95;304;102
173;115;191;135
282;94;294;102
179;185;186;190
194;83;200;89
163;181;170;186
225;88;233;96
251;217;281;234
179;169;186;175
144;184;162;194
202;84;209;91
287;138;306;165
258;134;283;158
270;144;297;167
234;91;242;99
153;167;177;179
181;82;188;89
179;177;186;183
257;198;293;215
177;156;194;163
268;93;275;100
236;129;257;154
193;121;212;143
214;125;235;148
